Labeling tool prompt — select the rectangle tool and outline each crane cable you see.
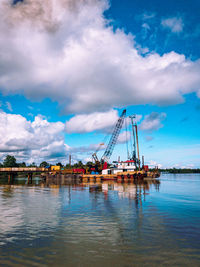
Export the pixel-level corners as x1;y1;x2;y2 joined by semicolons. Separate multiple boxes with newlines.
129;118;133;159
125;117;130;160
95;132;110;153
95;115;121;155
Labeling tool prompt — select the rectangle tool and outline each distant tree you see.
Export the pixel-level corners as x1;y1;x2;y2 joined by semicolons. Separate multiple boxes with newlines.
74;161;84;168
0;162;3;168
56;162;63;167
29;162;37;167
86;161;93;167
18;162;26;167
65;163;71;169
40;161;49;168
158;168;200;174
3;155;17;167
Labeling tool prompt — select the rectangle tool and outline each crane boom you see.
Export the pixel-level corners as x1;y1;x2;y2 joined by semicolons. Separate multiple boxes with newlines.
101;109;126;162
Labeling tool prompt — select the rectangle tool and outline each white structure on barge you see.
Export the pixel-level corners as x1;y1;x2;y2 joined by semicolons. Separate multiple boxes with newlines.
102;160;136;175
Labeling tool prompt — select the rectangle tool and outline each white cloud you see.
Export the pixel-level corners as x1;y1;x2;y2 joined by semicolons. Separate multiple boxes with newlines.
142;23;150;30
139;112;166;132
148;160;162;169
0;111;69;163
161;17;183;33
0;1;199;114
6;101;13;112
66;109;142;135
66;109;119;133
145;144;200;169
137;12;156;21
126;115;142;125
83;157;93;163
172;163;195;169
118;131;131;144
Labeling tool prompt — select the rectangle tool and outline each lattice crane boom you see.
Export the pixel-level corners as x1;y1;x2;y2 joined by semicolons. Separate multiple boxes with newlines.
101;109;126;162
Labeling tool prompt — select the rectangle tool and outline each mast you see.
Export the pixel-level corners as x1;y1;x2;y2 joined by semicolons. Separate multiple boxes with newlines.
129;115;137;163
129;115;140;169
135;124;140;170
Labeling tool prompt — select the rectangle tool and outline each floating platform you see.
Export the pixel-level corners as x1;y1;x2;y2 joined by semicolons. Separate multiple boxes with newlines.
82;170;160;181
82;171;146;181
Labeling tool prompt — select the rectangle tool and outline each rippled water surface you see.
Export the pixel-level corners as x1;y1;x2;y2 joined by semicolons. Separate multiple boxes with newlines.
0;174;200;266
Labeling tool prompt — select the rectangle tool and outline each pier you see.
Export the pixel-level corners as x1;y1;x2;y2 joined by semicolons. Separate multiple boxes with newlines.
0;167;48;183
0;167;83;184
0;168;159;185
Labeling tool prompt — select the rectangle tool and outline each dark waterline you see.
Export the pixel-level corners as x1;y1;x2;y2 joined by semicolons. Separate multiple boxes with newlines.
0;174;200;266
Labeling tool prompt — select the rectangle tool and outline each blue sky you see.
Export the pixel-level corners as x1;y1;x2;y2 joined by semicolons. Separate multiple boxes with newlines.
0;0;199;168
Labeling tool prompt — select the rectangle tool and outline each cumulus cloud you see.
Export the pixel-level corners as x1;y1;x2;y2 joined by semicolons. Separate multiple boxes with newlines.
0;109;135;163
66;109;142;144
161;17;183;33
117;131;131;144
0;0;199;114
148;160;162;169
0;111;69;163
66;109;119;133
139;112;166;132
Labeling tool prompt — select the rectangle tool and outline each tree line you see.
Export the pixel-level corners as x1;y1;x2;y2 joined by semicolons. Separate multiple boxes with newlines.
0;155;91;169
158;168;200;173
0;155;199;173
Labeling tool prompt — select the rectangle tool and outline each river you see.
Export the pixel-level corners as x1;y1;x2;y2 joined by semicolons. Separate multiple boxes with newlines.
0;173;200;266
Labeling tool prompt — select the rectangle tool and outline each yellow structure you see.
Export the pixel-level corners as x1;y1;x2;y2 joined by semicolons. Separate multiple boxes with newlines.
51;165;61;171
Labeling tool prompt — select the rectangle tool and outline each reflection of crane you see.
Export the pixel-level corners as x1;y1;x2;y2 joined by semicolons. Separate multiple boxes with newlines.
92;109;126;167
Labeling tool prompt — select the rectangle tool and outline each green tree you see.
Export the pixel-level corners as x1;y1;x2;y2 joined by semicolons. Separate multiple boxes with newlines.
29;162;37;167
65;163;71;169
18;162;26;167
40;161;49;168
56;162;63;167
74;161;84;168
3;155;17;167
86;161;93;167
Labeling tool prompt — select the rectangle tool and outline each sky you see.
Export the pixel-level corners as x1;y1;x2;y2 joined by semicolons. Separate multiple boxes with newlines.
0;0;200;168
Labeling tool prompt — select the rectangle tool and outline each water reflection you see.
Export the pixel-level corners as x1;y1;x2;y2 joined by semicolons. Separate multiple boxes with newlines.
1;175;200;266
88;180;160;205
0;178;160;245
0;175;160;197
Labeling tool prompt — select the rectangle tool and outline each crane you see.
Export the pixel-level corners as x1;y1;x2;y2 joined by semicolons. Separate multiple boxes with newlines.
101;109;126;162
92;109;126;167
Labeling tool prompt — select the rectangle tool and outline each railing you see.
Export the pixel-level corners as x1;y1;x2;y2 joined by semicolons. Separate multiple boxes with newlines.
0;167;49;172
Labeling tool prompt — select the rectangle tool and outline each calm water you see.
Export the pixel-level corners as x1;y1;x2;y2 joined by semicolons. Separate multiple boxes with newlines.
0;174;200;266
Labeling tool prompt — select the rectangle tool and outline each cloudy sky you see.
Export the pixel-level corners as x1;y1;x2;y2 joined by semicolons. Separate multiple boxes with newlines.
0;0;199;168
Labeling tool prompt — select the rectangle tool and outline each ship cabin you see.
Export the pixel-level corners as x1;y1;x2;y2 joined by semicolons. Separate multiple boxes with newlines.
102;160;136;175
